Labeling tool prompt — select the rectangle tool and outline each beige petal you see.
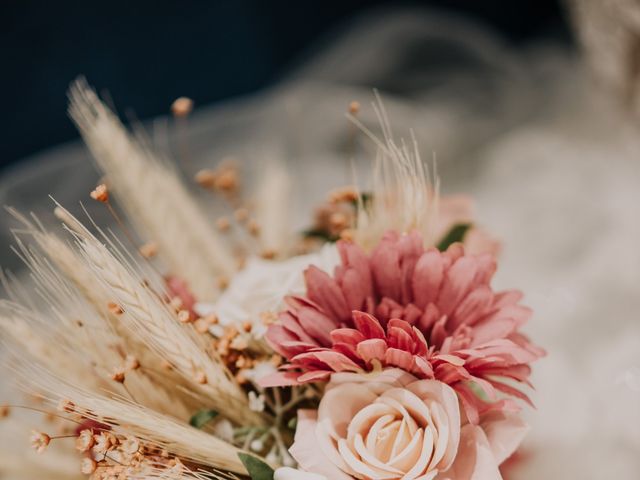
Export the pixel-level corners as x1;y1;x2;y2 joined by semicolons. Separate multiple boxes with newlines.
402;426;435;479
319;383;379;439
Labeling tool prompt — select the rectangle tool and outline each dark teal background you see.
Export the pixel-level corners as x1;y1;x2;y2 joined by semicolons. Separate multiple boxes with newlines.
1;0;569;171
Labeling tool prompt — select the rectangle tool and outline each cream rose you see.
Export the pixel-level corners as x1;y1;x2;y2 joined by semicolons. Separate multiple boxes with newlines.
288;369;459;479
285;369;529;480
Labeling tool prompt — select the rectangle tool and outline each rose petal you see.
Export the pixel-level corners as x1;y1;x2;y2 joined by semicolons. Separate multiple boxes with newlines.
289;410;353;480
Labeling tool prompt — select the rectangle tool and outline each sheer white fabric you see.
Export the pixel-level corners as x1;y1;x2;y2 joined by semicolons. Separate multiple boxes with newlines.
1;7;639;478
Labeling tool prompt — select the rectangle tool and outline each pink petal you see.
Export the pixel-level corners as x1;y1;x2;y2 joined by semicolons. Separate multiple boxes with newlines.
259;371;303;387
439;424;502;480
297;307;341;346
480;411;529;464
330;328;366;346
449;286;494;330
305;266;351;323
293;350;362;373
471;253;497;285
384;348;414;370
356;338;388;364
437;257;478;316
297;371;332;383
412;249;444;309
418;303;440;332
370;238;402;301
387;323;415;352
352;311;386;339
289;410;353;480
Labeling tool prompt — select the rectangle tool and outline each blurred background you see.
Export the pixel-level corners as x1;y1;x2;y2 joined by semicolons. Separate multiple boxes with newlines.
2;1;640;479
1;0;569;170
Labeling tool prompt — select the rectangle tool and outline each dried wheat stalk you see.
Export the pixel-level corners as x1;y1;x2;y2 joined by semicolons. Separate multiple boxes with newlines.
68;79;236;301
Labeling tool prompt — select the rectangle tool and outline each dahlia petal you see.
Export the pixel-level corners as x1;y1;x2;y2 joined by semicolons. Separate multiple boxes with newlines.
412;356;435;378
461;339;540;364
266;324;309;357
387;318;414;335
403;303;423;325
259;371;303;387
418;303;440;332
385;348;415;370
297;371;332;383
492;290;523;309
508;332;546;358
294;351;362;373
468;376;498;402
475;364;532;385
280;311;318;345
340;269;370;313
356;338;388;364
388;327;414;352
297;307;341;346
332;342;364;364
305;266;351;323
397;232;424;305
376;297;405;325
475;305;532;337
352;311;386;339
442;242;464;264
412;249;444;309
455;383;482;425
411;326;429;356
337;240;373;293
437;257;478;316
432;354;466;367
471;253;497;285
371;240;402;301
331;328;366;346
450;286;493;329
470;318;517;346
485;379;535;408
434;362;470;385
430;315;449;348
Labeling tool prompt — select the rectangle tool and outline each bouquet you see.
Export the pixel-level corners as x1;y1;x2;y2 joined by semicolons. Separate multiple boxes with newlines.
0;80;544;480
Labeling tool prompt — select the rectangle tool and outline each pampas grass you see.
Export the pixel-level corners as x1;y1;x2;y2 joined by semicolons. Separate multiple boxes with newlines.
348;94;441;249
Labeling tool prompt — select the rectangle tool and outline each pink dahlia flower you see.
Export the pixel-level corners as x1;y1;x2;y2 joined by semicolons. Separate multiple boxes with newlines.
264;231;544;421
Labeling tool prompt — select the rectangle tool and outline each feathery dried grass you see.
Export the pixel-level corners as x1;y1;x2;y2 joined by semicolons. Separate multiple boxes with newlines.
68;79;235;301
348;94;441;249
253;160;292;258
3;210;194;420
14;363;249;475
54;209;262;426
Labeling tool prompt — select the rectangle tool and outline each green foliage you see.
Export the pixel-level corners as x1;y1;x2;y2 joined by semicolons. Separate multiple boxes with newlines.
188;409;218;429
238;453;274;480
437;223;472;251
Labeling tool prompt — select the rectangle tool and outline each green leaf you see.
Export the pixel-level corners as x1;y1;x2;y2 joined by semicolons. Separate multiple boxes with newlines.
301;228;339;242
287;416;298;430
437;223;472;251
352;191;373;209
238;453;274;480
189;409;218;429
